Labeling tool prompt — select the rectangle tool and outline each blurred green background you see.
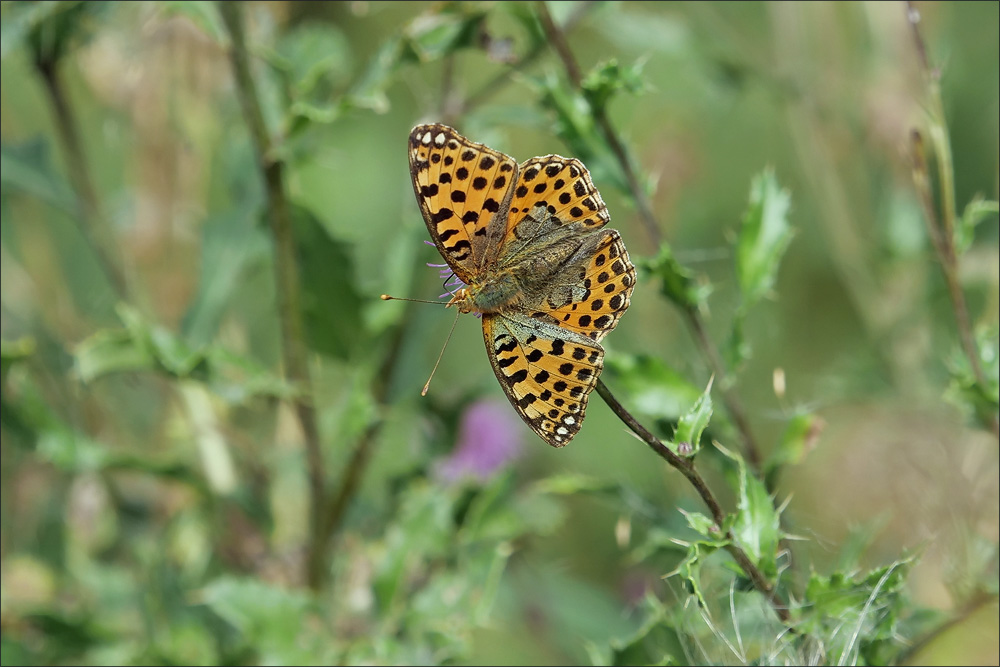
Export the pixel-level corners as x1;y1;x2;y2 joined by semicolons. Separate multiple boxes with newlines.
1;1;997;665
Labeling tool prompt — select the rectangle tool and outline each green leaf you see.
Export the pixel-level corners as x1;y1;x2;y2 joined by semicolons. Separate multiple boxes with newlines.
291;205;365;360
604;354;710;445
945;325;999;432
950;533;1000;601
7;375;203;482
181;204;271;346
606;603;683;666
581;59;648;114
532;72;626;192
680;509;721;539
404;547;508;654
671;377;713;455
286;98;346;131
345;35;410;114
800;559;912;665
640;243;706;310
77;305;292;404
604;354;703;421
1;336;36;384
276;22;352;96
0;139;76;214
344;5;487;116
119;305;206;377
373;481;457;609
74;327;156;382
500;1;546;54
200;577;318;664
955;196;998;254
533;72;602;154
881;186;927;259
204;346;298;404
719;445;780;580
404;6;487;61
735;169;793;307
270;22;353;132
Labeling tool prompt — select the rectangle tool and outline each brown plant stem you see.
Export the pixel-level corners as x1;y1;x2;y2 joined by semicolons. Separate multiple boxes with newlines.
595;380;791;626
218;2;327;589
535;2;764;471
33;52;129;299
905;2;999;441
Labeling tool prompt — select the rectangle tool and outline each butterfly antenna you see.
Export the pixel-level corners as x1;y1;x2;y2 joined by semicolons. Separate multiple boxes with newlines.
422;307;461;396
380;294;447;305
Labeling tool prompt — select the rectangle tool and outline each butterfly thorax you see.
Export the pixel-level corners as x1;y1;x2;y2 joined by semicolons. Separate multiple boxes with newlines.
450;271;523;314
450;236;592;315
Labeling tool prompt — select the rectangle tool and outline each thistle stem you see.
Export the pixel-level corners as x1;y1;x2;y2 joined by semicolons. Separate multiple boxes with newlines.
595;379;791;626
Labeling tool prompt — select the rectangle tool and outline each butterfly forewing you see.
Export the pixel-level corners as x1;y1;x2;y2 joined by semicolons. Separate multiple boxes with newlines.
498;156;611;261
483;314;604;447
409;125;517;280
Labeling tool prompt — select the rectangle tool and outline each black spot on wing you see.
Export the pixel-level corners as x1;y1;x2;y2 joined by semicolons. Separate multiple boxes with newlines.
508;369;528;384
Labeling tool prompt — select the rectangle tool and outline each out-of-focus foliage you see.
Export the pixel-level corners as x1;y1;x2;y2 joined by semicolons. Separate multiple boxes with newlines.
2;1;997;665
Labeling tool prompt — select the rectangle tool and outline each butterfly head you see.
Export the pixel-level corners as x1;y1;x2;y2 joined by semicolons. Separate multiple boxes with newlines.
445;287;477;314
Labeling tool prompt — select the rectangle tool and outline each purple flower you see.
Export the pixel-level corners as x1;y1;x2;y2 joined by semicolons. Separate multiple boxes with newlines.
436;400;524;482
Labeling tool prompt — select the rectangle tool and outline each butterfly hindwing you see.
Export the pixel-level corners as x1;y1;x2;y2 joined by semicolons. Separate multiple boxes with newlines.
540;229;636;342
482;313;604;447
409;124;517;281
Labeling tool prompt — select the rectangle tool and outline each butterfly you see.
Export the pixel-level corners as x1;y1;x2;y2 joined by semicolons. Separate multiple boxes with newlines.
408;124;635;447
